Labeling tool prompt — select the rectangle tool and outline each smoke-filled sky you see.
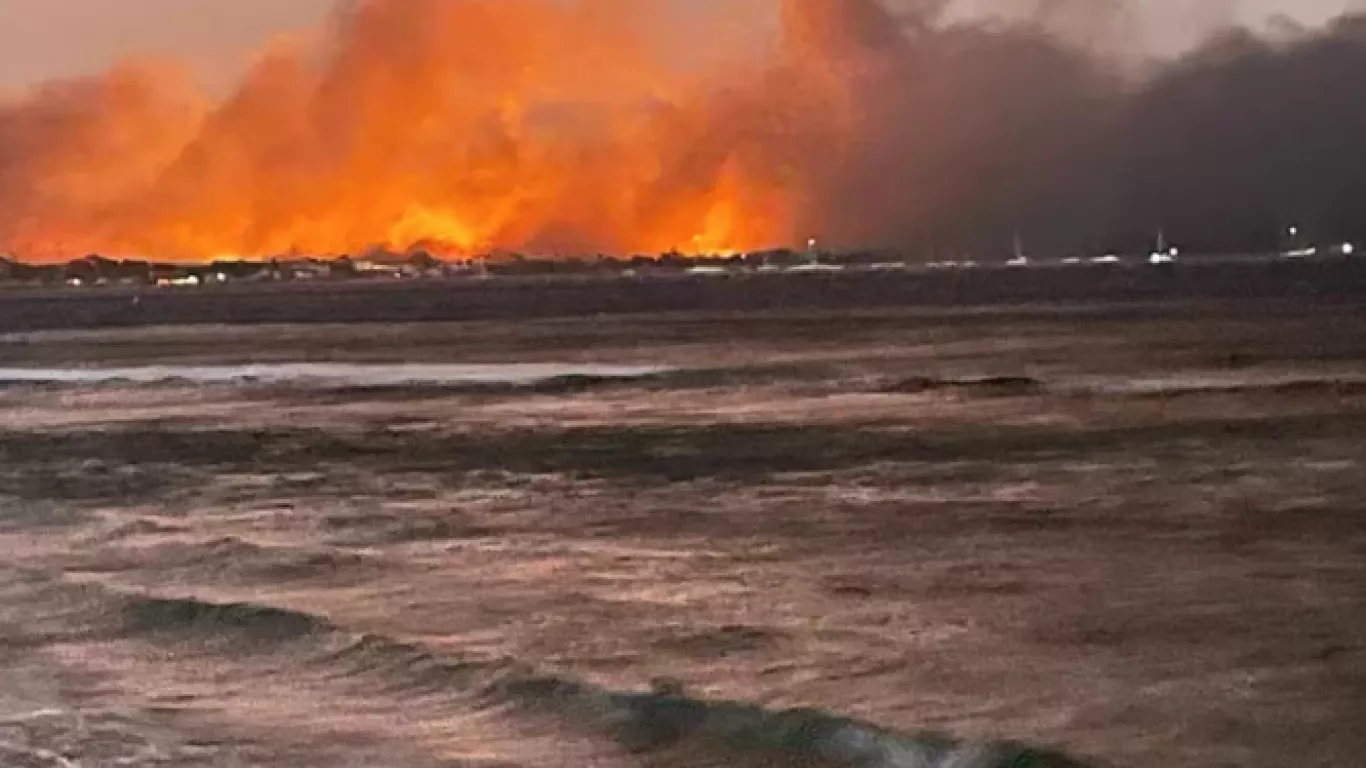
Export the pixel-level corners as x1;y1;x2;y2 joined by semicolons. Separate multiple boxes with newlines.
3;0;1366;261
0;0;751;90
0;1;334;91
0;0;1358;88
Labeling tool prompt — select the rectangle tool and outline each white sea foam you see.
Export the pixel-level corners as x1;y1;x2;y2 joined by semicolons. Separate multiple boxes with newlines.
0;363;669;387
1069;371;1366;395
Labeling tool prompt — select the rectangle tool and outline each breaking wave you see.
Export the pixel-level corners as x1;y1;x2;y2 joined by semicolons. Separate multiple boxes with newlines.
881;376;1045;398
1087;375;1366;398
0;363;670;387
110;593;1091;767
496;675;1090;768
876;372;1366;401
120;595;334;644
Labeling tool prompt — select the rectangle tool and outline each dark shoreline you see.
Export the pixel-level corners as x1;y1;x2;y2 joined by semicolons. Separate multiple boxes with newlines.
2;258;1364;332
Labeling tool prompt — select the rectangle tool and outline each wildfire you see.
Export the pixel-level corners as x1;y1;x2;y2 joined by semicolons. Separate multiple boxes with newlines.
0;0;852;263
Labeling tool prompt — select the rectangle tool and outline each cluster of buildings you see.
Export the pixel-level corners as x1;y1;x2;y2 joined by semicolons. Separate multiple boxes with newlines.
0;231;1356;290
0;251;465;289
0;249;846;288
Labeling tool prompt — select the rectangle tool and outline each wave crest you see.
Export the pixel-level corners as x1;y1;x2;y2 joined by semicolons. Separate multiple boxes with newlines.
113;594;1091;767
120;595;332;643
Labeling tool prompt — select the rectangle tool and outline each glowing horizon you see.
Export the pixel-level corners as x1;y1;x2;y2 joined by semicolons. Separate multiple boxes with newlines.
0;0;825;264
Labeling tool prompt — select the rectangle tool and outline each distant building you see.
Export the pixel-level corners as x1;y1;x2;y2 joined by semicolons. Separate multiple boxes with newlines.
209;259;271;282
149;265;205;288
283;259;333;281
685;264;729;276
351;248;435;278
785;262;844;273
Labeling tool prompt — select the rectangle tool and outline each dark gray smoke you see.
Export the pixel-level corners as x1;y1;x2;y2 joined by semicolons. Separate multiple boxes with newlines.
803;0;1366;257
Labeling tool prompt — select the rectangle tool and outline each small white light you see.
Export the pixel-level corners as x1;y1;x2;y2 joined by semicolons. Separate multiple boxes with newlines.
1169;247;1179;257
1342;242;1355;256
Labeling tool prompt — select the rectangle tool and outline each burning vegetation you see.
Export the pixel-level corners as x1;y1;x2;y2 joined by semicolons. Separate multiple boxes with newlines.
0;0;848;263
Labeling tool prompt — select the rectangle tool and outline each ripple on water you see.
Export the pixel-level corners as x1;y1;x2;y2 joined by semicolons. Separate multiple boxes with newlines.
0;363;672;388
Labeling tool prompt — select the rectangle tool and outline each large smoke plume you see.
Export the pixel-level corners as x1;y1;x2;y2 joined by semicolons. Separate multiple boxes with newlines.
810;0;1366;255
2;0;1365;262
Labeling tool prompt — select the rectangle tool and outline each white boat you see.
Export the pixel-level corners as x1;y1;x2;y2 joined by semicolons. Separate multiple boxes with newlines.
1006;233;1029;267
1149;230;1179;264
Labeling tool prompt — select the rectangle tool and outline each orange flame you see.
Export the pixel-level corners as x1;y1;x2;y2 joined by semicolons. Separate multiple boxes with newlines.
0;0;852;263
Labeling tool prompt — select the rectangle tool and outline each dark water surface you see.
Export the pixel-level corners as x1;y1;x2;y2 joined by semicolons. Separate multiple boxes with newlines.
2;304;1364;767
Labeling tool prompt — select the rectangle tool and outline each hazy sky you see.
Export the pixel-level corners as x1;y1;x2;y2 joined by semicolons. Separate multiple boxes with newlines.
940;0;1363;54
0;0;334;90
0;0;1359;91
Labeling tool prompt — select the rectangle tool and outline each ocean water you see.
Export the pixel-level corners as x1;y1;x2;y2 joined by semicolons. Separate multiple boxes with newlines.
2;311;1364;768
0;363;670;387
0;580;1083;768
